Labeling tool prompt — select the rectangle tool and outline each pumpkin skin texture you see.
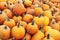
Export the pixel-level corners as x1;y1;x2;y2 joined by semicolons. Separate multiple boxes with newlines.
31;30;44;40
0;25;10;40
0;2;7;10
3;9;13;18
26;21;38;34
0;11;7;24
12;22;25;39
12;15;22;23
45;29;60;40
13;3;26;15
4;18;16;28
23;14;33;23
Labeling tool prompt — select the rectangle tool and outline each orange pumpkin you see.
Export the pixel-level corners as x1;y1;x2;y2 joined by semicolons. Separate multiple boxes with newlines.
49;18;60;31
0;2;7;10
13;3;26;15
31;30;44;40
45;29;60;40
34;5;43;16
0;11;7;24
26;21;38;34
24;0;32;7
0;25;10;40
43;34;54;40
12;22;25;39
4;17;16;28
3;9;13;18
23;14;33;23
12;14;22;23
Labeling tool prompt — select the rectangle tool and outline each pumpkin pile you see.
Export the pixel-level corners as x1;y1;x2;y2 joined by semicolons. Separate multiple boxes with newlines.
0;0;60;40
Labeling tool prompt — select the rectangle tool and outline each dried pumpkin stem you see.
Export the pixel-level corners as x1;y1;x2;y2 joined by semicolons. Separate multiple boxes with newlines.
38;14;43;18
32;21;34;25
0;11;2;14
17;22;20;27
16;14;18;17
6;17;10;21
47;34;50;39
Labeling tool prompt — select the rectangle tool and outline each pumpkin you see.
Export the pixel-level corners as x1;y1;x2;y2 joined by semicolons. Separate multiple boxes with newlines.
12;14;22;23
31;30;44;40
26;8;34;15
43;34;54;40
3;17;16;28
11;22;25;39
49;18;60;31
43;10;52;19
45;29;60;40
0;25;10;40
41;3;50;10
13;3;26;15
57;21;60;26
22;33;31;40
23;14;33;23
0;2;7;10
34;5;43;16
26;21;38;34
43;26;52;32
3;8;13;18
24;0;32;7
50;0;59;3
0;11;7;24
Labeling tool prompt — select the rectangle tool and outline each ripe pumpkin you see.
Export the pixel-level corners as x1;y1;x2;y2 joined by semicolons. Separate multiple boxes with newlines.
0;11;7;24
26;21;38;34
49;18;60;31
34;6;43;16
43;34;54;40
26;8;34;15
12;22;25;39
13;3;26;15
0;25;10;40
42;3;50;10
43;26;52;32
31;30;44;40
0;2;7;10
4;17;16;28
23;14;33;23
43;10;52;19
22;33;31;40
3;8;13;18
45;29;60;40
12;15;22;23
24;0;32;7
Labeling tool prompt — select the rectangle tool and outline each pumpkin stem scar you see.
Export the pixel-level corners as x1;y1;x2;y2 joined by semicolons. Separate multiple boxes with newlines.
4;26;7;29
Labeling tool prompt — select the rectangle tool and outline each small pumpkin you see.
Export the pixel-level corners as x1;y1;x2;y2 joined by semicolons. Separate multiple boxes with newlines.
24;0;32;7
0;25;10;40
0;11;7;24
11;22;25;39
49;18;60;31
43;34;54;40
23;14;33;23
0;2;7;10
26;21;38;34
45;29;60;40
12;14;22;23
13;3;26;15
31;30;44;40
4;17;16;28
3;8;13;18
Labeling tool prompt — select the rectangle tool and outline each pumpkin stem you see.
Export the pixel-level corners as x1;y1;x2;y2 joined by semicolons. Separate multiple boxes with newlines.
39;25;42;30
38;14;43;18
4;26;7;29
0;11;2;14
24;37;26;40
47;34;50;39
17;22;20;27
16;14;18;17
12;37;15;40
32;21;34;25
18;1;20;4
6;17;10;21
